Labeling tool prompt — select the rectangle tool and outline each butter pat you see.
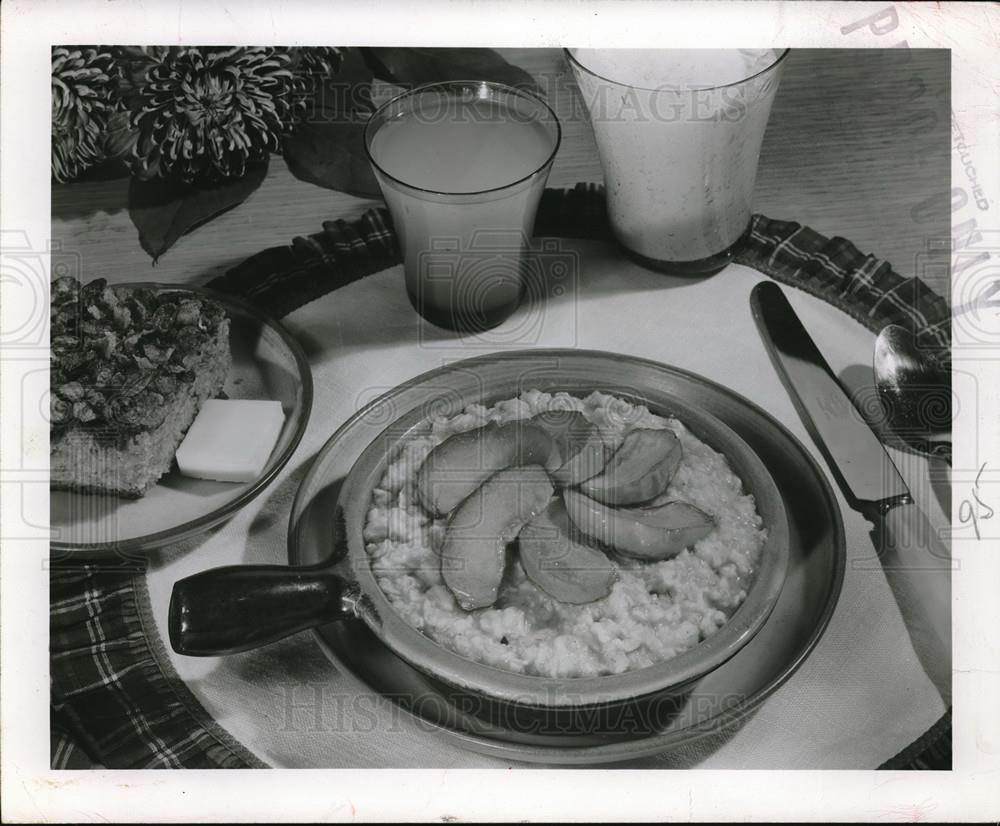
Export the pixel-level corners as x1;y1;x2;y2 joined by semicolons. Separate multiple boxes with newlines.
176;399;285;483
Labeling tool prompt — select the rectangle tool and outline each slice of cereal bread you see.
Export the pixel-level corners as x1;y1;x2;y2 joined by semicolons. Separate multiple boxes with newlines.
50;277;231;498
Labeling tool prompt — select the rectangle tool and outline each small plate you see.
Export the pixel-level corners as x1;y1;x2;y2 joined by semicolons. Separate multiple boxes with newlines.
288;350;845;764
51;284;313;556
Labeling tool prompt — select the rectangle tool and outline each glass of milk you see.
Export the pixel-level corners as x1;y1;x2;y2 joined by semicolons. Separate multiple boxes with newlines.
364;81;561;332
567;49;788;276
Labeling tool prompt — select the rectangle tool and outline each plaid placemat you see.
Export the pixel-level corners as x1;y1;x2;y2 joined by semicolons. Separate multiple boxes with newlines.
207;183;950;353
51;184;951;769
51;561;266;769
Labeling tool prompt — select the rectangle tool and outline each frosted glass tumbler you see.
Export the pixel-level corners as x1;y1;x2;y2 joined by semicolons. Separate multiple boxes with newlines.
568;49;788;276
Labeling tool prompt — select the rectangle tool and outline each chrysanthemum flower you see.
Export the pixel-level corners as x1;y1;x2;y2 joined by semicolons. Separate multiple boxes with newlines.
295;46;344;80
130;47;297;182
287;46;347;126
51;47;120;182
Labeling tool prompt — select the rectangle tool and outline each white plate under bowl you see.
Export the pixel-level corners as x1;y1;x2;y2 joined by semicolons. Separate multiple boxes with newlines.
289;350;845;764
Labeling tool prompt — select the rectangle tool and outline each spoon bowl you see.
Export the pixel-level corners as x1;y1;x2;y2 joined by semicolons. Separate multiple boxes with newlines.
873;324;951;464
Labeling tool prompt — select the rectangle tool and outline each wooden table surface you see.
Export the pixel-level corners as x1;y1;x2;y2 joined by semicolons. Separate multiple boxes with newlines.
52;48;951;300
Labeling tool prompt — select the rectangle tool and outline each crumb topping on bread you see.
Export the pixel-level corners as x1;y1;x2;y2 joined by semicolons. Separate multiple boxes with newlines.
50;277;229;437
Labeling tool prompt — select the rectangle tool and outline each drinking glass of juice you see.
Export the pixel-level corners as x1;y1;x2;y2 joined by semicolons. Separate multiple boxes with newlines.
567;49;788;276
364;81;561;333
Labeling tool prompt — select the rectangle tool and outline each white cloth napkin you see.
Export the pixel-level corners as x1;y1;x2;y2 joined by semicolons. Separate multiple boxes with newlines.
144;240;948;768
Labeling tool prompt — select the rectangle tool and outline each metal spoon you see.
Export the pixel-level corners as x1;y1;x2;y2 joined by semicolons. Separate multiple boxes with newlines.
873;324;952;465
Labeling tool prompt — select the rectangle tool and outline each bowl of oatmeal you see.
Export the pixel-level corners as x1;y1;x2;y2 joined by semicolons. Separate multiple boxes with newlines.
171;350;788;715
333;350;789;708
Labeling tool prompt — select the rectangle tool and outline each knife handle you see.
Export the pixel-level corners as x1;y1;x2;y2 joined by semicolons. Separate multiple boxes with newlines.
870;501;952;703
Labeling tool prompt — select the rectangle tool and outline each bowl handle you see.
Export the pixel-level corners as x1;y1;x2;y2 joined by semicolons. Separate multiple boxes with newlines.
169;564;356;656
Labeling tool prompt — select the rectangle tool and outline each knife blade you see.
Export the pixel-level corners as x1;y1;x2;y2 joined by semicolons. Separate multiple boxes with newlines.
750;280;910;508
751;280;951;701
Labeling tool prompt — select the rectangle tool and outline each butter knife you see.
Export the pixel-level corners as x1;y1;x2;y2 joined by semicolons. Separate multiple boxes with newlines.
750;281;951;700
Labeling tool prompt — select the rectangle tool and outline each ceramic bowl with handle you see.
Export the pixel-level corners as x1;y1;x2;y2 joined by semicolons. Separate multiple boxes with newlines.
169;350;789;726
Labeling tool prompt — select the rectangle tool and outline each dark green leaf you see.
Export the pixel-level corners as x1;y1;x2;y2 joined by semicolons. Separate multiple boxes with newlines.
282;120;379;198
70;158;131;182
128;162;269;261
363;47;539;93
284;48;379;197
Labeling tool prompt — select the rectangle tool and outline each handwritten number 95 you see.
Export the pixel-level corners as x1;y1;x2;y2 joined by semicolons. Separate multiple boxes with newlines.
959;462;993;541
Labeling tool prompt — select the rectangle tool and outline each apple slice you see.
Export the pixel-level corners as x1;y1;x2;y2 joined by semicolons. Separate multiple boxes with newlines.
531;410;611;486
416;421;558;517
579;427;682;506
519;497;617;604
563;489;715;561
440;466;554;610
